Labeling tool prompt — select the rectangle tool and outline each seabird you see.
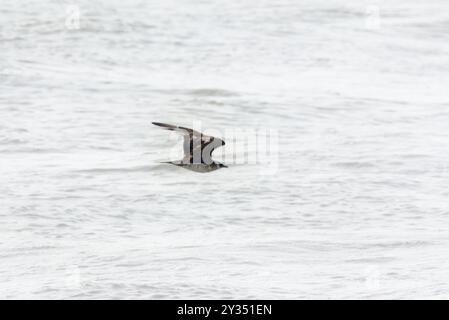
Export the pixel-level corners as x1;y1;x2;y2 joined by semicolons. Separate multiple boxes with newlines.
153;122;227;173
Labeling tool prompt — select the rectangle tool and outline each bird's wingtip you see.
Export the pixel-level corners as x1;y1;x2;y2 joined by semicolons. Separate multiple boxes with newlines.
152;122;172;129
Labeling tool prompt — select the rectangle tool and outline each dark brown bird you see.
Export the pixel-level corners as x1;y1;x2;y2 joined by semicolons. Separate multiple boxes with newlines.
153;122;227;173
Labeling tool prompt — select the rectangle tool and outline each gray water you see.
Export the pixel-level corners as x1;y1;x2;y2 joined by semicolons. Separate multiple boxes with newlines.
1;0;449;299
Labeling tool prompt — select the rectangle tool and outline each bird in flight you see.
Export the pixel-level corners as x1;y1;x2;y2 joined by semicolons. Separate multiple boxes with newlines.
152;122;227;173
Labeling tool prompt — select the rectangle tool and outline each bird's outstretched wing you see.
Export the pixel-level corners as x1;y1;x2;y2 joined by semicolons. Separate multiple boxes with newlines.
152;122;225;164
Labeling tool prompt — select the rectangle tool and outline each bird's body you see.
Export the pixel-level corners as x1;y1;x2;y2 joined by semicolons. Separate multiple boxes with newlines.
153;122;227;173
